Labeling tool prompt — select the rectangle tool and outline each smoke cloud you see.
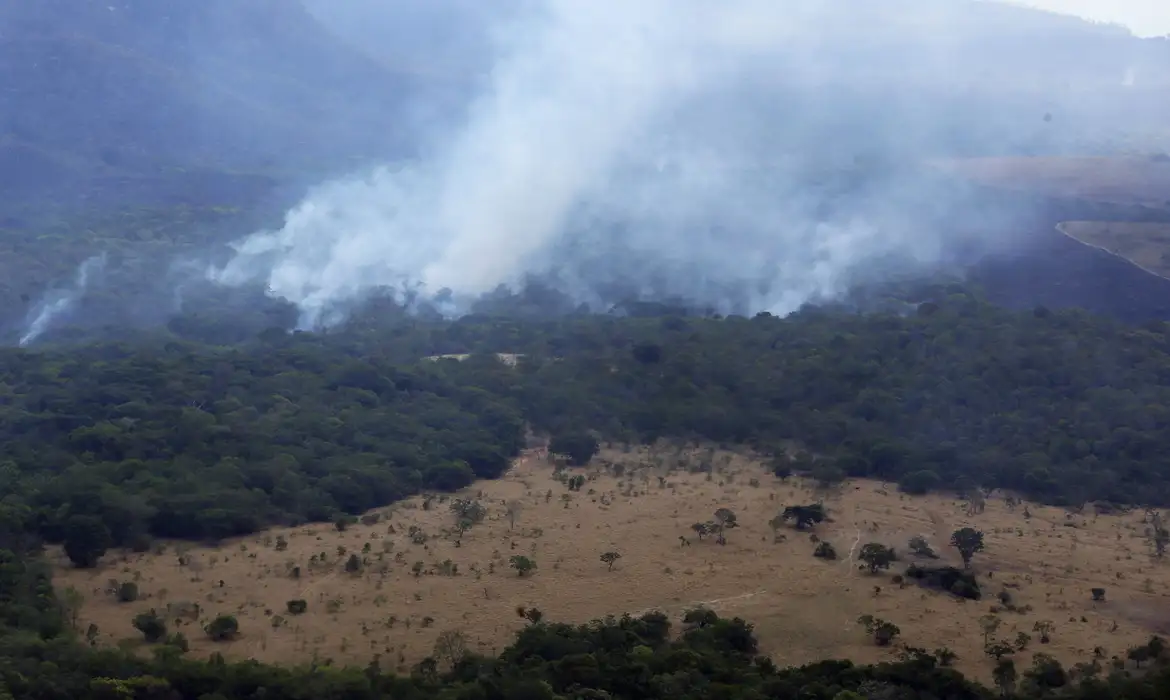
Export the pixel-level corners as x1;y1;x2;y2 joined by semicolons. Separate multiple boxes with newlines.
19;254;106;347
209;0;1160;326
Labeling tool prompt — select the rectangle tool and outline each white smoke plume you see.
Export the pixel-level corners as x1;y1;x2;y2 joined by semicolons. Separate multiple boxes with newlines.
208;0;1137;327
19;254;107;347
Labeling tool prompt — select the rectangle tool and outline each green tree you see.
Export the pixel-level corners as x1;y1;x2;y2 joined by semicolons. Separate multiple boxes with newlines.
856;615;901;646
286;599;307;615
950;527;985;568
898;470;940;495
858;543;896;573
599;551;621;571
132;610;167;643
116;581;139;603
908;535;939;559
62;515;111;569
992;658;1017;696
781;504;826;530
510;555;536;577
712;508;737;545
549;433;599;466
451;498;486;540
985;641;1015;661
205;614;239;641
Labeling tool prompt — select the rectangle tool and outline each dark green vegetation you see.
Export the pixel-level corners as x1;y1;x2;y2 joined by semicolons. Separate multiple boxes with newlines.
8;285;1170;566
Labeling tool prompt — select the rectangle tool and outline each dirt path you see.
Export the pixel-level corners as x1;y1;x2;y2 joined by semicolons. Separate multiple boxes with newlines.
924;508;949;546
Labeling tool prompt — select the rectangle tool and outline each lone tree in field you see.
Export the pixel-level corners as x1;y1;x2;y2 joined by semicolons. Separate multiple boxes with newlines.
286;599;307;615
858;543;897;574
713;508;738;545
781;504;827;530
950;527;985;568
510;555;536;577
600;551;621;571
451;499;487;541
856;615;901;646
505;500;523;530
1032;620;1054;644
985;640;1015;661
979;614;1002;646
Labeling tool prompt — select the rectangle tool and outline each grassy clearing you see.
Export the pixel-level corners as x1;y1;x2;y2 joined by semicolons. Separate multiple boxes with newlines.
54;446;1170;680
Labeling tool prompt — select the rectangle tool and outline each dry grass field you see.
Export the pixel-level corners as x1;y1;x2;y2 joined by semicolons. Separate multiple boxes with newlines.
54;446;1170;681
1057;221;1170;279
929;156;1170;207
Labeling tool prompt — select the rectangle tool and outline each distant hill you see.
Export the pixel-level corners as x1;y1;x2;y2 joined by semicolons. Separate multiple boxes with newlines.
0;0;426;209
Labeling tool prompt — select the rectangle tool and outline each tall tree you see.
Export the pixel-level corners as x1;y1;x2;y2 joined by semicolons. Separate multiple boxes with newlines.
62;515;111;569
950;527;985;569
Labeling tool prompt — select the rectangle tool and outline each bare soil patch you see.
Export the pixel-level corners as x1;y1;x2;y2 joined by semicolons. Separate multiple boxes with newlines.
54;447;1170;680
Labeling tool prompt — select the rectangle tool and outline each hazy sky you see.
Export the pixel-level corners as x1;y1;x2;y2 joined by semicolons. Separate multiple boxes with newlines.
1024;0;1170;36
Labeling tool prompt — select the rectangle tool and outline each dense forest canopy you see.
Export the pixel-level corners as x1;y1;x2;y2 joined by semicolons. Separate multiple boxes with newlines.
5;284;1170;561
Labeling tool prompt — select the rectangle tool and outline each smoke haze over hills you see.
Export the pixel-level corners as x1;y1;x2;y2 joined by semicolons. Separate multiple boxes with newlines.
3;0;1170;342
209;0;1170;327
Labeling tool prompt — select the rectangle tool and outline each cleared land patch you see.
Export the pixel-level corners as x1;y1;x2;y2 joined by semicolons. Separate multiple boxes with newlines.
929;156;1170;207
1057;221;1170;279
54;447;1170;680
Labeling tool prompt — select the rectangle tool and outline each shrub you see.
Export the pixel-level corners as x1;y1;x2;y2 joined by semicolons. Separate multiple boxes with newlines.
132;610;167;643
205;614;239;641
286;599;307;615
814;542;838;560
117;581;139;603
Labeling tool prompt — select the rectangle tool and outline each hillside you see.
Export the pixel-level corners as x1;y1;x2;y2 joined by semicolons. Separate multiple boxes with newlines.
7;3;1170;699
3;302;1170;698
54;447;1170;680
0;0;422;209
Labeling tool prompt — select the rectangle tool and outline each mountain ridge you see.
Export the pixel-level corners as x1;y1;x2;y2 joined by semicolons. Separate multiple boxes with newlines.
0;0;425;211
